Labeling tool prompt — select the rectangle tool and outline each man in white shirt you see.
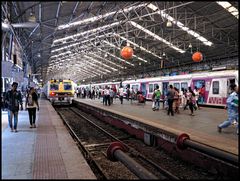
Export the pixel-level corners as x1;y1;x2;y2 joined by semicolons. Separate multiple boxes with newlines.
119;86;124;104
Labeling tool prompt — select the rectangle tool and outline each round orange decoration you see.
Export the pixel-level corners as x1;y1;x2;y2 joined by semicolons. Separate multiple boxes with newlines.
120;46;133;60
192;51;203;62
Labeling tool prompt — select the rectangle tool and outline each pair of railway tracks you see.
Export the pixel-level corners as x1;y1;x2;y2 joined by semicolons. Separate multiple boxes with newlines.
54;105;227;180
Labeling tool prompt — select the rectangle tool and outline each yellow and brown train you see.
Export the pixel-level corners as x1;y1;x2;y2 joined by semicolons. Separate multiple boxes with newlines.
43;79;76;105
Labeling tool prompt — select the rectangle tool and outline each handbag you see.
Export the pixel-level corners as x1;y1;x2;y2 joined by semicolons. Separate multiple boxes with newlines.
152;101;155;109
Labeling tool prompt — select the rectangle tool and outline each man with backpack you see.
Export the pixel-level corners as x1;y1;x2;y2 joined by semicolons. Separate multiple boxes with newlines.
153;85;161;111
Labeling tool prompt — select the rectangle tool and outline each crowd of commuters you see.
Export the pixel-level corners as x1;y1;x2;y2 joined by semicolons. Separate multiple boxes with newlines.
4;81;237;134
151;85;202;116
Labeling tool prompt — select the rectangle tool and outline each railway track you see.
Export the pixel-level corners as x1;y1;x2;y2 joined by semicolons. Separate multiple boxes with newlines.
54;105;224;179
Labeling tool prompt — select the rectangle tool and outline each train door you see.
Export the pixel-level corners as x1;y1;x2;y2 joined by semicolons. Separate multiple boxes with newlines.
208;78;227;106
141;83;147;96
162;82;169;98
227;78;236;95
192;79;206;103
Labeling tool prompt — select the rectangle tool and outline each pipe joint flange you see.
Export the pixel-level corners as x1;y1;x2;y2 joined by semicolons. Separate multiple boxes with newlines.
107;142;127;161
176;133;190;150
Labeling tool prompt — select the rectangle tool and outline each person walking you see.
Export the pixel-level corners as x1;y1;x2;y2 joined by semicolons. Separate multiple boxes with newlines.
218;84;238;134
173;87;180;114
25;87;40;128
153;85;161;111
166;85;175;116
119;85;124;104
184;87;195;116
5;82;23;132
193;86;200;109
110;88;114;105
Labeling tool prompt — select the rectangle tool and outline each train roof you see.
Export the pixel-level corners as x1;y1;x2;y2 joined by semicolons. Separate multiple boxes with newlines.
48;79;74;83
122;70;238;84
78;70;238;87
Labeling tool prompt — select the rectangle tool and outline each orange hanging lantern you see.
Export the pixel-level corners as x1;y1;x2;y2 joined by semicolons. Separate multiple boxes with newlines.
121;46;133;60
192;51;203;62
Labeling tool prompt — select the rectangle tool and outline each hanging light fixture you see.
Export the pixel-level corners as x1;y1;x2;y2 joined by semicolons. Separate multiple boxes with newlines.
166;20;172;27
28;11;36;22
188;43;192;48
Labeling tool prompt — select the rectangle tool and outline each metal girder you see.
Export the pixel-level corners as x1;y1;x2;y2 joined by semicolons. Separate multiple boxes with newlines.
39;3;42;23
185;4;237;48
69;1;80;22
55;1;61;26
28;23;40;38
11;2;40;21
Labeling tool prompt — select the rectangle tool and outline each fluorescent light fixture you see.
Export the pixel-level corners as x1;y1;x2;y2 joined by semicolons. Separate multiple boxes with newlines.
2;22;10;30
129;21;185;53
83;59;112;73
53;22;121;44
216;1;238;19
147;3;213;46
212;66;226;71
50;51;72;58
51;32;112;53
75;63;107;75
57;3;148;30
84;55;118;71
103;40;148;62
115;33;162;60
98;48;135;66
89;52;124;69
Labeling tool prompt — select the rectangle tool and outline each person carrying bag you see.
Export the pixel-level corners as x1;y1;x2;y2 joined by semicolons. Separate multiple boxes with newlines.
25;87;39;128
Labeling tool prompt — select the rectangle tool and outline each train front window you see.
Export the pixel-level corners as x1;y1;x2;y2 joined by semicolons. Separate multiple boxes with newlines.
50;84;59;90
64;82;72;90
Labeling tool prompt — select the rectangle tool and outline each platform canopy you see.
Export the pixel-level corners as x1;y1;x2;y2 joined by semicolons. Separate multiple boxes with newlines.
2;1;238;83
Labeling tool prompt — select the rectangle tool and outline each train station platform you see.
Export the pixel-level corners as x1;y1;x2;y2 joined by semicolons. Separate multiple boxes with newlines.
1;99;96;179
73;98;238;155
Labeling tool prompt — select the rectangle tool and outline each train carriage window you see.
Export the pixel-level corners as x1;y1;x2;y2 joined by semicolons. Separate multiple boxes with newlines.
50;84;59;90
173;83;180;90
149;84;154;93
213;81;219;94
64;82;72;90
181;82;188;90
132;85;139;92
154;84;159;89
